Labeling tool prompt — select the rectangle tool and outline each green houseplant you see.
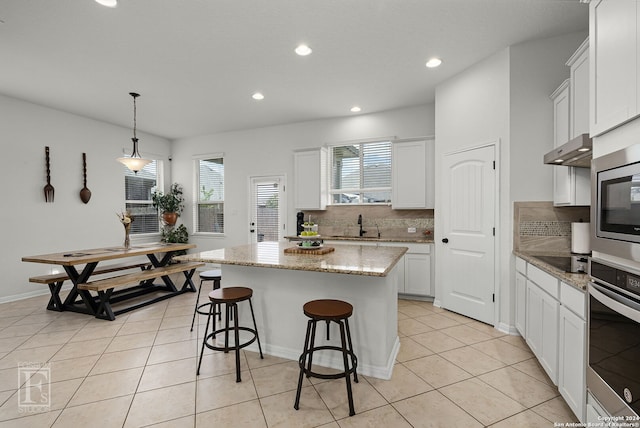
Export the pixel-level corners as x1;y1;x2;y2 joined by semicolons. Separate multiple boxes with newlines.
161;224;189;257
152;183;185;225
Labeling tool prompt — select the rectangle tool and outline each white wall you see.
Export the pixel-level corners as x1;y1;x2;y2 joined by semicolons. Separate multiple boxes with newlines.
434;31;587;332
1;94;171;302
170;104;435;251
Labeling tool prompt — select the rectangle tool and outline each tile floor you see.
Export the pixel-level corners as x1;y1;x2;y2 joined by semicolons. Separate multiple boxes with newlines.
0;289;579;427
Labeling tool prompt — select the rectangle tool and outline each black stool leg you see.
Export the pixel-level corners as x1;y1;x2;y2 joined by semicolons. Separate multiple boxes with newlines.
213;278;222;320
190;279;205;332
224;303;231;353
196;301;214;375
233;303;241;382
294;319;313;410
339;320;355;416
306;319;318;376
248;298;264;359
344;318;358;383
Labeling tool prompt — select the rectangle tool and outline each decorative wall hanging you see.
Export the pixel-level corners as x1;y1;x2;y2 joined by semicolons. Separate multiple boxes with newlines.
44;146;54;202
80;152;92;204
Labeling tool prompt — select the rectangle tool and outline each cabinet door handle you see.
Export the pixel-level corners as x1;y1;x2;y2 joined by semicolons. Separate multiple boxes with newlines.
442;238;449;243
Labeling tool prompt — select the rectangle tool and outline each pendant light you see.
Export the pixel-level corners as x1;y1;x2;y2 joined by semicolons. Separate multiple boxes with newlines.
117;92;151;173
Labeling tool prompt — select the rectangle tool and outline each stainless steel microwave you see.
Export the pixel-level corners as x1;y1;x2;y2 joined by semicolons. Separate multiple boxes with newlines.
592;144;640;264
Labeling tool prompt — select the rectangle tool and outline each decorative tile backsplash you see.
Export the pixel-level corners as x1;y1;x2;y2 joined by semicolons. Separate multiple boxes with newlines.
513;201;590;253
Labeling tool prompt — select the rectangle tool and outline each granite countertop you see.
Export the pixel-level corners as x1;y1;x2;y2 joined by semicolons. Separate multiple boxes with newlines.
286;235;434;244
175;241;408;277
513;250;589;291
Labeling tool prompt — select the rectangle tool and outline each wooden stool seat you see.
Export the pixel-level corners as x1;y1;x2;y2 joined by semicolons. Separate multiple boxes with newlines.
303;299;352;320
294;299;358;416
197;285;263;382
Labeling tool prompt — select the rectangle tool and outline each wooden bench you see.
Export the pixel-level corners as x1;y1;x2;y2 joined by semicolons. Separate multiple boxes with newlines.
29;262;153;311
77;261;205;320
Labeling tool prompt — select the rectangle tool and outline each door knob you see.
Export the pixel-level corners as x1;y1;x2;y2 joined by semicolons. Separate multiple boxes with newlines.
442;238;449;243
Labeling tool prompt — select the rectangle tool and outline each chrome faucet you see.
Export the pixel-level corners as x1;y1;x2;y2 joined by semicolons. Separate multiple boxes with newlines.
358;214;367;237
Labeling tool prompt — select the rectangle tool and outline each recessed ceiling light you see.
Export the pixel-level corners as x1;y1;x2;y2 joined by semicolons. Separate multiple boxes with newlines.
350;106;361;113
425;58;442;68
252;92;265;100
95;0;118;7
295;44;312;56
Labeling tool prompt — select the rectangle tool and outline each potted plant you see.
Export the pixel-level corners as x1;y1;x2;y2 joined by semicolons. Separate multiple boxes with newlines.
152;183;185;226
161;224;189;257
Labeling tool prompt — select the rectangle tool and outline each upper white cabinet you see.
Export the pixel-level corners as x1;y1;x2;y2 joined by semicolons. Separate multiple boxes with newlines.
294;148;327;210
590;0;639;136
392;139;434;209
550;39;590;207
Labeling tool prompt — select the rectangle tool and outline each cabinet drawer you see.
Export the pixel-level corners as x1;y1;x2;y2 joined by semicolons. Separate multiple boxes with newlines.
528;264;560;299
561;282;586;319
516;257;527;274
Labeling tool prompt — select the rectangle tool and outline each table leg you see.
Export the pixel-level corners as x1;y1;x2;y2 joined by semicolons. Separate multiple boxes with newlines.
62;263;98;314
46;281;64;311
94;289;116;321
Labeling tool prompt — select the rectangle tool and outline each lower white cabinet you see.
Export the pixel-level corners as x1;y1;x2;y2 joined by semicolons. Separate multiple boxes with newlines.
515;258;527;337
559;305;586;421
526;279;559;384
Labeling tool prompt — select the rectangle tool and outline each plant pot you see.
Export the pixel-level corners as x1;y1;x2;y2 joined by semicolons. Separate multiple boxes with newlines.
162;212;178;226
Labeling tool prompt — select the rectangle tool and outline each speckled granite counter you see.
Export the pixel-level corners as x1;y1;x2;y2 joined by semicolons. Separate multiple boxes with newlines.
177;241;408;277
177;241;404;379
513;251;589;291
286;235;434;244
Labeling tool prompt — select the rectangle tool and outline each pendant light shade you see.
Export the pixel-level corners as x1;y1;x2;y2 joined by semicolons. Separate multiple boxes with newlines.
117;92;151;173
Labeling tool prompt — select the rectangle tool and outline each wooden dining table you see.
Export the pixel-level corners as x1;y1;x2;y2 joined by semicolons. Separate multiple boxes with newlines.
22;242;202;320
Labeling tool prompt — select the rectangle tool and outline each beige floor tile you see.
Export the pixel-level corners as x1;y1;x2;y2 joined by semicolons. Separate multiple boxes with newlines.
118;318;163;336
466;320;506;338
68;367;143;407
440;378;526;425
252;360;309;398
123;305;167;322
89;347;151;375
499;334;531;350
471;338;533;365
488;409;556;428
413;313;461;330
397;299;417;308
0;337;29;355
397;319;432;336
440;346;505;376
40;355;101;383
9;312;59;326
440;324;495;345
159;315;193;331
260;386;334;428
196;398;267;427
53;394;133;427
195;372;258;413
336;404;412;427
68;323;123;343
147;339;198;365
138;357;197;392
0;317;22;329
478;366;559;408
396;337;433;363
154;326;198;345
124;381;196;427
0;391;11;408
0;344;62;370
0;410;61;428
397;311;410;321
196;349;249;379
164;304;195;318
397;305;434;318
410;330;465;353
244;350;292;369
403;354;472;388
392;390;483;428
367;363;432;402
532;396;580;423
50;338;111;361
314;377;387;419
512;357;555;386
0;367;21;392
0;323;49;339
105;331;157;353
0;378;82;421
440;311;475;323
38;316;91;334
146;415;194;427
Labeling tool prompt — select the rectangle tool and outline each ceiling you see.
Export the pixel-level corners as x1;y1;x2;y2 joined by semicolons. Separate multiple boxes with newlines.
0;0;588;140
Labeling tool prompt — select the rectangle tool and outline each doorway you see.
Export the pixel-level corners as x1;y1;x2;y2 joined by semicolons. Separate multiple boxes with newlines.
440;143;497;324
249;175;286;243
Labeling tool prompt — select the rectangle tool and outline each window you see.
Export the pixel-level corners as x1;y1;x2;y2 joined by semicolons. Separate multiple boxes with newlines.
330;140;392;204
197;157;224;233
124;160;160;234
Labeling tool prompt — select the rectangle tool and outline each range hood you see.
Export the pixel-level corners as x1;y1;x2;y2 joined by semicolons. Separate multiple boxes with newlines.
543;134;592;168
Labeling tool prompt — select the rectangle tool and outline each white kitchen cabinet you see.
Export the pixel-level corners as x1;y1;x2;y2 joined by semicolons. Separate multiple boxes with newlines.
515;269;527;338
568;38;590;139
294;148;327;210
559;305;586;421
551;81;575;206
590;0;639;136
392;139;434;209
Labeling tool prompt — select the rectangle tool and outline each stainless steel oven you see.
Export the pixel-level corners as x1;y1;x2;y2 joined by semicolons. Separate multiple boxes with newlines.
592;144;640;266
588;257;640;417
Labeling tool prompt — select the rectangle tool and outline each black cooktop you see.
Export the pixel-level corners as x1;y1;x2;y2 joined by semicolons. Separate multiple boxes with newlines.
533;255;576;273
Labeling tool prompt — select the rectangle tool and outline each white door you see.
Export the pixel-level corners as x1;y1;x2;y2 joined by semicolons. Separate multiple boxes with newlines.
441;144;496;324
249;175;286;243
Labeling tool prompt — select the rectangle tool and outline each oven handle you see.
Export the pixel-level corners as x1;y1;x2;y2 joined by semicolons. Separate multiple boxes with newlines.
589;281;640;324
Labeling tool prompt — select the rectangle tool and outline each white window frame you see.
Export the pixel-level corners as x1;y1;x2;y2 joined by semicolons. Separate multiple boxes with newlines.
193;153;225;235
328;139;393;205
123;154;165;237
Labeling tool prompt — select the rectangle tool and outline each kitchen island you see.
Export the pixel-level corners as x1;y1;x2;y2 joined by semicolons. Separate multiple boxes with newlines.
176;241;407;379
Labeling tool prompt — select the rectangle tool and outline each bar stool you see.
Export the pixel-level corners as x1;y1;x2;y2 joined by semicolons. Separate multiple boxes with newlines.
190;269;222;332
294;299;358;416
197;286;263;382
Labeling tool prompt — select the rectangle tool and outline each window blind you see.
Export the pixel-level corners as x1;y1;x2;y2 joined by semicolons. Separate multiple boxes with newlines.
197;158;224;233
124;160;159;234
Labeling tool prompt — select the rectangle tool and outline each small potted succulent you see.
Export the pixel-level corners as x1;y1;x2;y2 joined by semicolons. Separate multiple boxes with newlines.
152;183;185;226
